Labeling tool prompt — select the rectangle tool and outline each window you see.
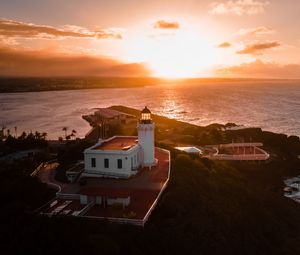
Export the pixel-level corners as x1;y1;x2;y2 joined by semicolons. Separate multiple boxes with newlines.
104;158;109;168
91;158;96;168
117;159;122;169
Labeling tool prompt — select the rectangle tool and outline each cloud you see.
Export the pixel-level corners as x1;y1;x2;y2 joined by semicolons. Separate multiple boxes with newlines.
0;35;18;46
0;18;122;39
216;60;300;79
210;0;269;16
237;41;280;55
237;26;274;36
153;20;180;29
217;42;232;48
0;47;149;77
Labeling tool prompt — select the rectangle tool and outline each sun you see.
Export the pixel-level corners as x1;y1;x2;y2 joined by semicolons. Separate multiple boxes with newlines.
122;23;219;78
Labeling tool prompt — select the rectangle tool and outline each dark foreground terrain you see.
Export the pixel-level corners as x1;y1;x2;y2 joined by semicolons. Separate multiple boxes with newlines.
1;106;300;255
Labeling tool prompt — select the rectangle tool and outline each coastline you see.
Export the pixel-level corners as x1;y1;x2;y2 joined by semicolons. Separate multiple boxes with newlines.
0;77;162;93
1;77;299;93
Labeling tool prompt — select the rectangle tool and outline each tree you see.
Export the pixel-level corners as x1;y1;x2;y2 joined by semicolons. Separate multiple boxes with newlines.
41;132;47;140
71;129;77;140
34;131;42;139
62;127;68;139
19;131;27;140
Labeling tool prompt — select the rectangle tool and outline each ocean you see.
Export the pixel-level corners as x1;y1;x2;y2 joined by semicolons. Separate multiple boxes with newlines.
0;80;299;139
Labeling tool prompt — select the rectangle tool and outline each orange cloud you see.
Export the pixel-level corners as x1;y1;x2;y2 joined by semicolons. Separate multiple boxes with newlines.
216;60;300;79
0;18;122;39
153;20;179;29
0;47;149;77
217;42;231;48
210;0;269;16
237;41;280;55
237;26;274;36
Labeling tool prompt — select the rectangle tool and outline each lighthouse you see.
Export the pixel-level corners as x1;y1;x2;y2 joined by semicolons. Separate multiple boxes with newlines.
137;106;156;168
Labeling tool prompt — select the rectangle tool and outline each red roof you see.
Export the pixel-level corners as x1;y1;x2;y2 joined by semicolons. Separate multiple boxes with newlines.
93;137;138;151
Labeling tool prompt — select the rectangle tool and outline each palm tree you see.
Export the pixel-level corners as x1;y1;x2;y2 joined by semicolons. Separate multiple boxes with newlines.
14;126;17;137
35;131;43;140
0;126;4;140
6;129;10;137
71;129;77;139
20;131;27;140
62;127;68;139
41;132;47;140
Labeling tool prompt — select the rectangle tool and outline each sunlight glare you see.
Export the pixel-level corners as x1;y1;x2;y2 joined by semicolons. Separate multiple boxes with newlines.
123;24;218;78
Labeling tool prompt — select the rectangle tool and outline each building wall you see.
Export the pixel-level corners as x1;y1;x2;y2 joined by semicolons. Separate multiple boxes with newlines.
84;145;140;178
138;123;155;166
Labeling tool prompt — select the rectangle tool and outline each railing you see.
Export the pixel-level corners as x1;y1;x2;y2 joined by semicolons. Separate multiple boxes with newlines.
142;179;169;226
81;215;145;226
30;159;58;177
142;148;171;226
34;197;58;213
205;153;269;161
78;201;95;216
204;143;269;161
218;142;264;148
30;162;45;177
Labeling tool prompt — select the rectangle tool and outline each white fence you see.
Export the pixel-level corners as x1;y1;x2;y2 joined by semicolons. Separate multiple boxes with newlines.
218;142;264;148
204;143;269;161
205;153;269;161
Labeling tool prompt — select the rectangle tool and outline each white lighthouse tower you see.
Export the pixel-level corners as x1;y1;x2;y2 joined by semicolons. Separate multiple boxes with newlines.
138;106;156;168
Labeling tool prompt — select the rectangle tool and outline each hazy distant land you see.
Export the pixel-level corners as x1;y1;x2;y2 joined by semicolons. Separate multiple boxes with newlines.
1;77;299;93
0;77;162;93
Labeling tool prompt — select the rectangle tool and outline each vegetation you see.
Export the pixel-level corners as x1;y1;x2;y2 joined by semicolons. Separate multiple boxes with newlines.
1;149;300;255
55;139;93;182
1;108;300;255
0;131;48;157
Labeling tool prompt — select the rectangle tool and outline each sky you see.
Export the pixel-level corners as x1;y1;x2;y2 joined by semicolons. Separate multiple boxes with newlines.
0;0;300;78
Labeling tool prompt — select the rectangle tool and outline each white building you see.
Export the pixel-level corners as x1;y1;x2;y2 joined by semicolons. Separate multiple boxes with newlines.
83;106;157;179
